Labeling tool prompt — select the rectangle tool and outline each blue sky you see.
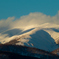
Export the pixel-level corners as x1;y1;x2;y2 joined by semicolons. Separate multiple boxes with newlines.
0;0;59;20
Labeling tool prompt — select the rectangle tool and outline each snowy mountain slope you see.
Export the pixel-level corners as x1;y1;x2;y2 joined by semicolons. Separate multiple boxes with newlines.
2;29;22;37
3;29;59;51
44;28;59;44
23;28;59;51
0;23;59;51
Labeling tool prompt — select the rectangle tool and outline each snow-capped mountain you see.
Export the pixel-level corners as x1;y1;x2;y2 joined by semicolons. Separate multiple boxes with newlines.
0;23;59;52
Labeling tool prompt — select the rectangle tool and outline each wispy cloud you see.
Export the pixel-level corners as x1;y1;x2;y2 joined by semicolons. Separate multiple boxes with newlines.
0;11;59;32
0;17;15;33
0;11;59;44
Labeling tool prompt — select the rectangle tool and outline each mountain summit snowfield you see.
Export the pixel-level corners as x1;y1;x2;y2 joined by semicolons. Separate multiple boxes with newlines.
0;23;59;51
0;12;59;52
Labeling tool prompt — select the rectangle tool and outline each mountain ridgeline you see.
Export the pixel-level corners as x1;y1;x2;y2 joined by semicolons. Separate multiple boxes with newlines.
0;44;59;59
0;23;59;59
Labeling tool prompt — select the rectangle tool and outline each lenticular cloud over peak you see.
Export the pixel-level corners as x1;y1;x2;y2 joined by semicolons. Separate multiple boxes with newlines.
0;11;59;31
0;12;59;51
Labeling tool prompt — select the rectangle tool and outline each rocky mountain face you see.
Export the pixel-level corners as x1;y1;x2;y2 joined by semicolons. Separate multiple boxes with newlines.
51;48;59;55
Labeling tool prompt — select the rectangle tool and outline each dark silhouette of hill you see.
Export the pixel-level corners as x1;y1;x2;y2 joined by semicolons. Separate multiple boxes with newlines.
51;48;59;55
0;51;39;59
0;44;59;59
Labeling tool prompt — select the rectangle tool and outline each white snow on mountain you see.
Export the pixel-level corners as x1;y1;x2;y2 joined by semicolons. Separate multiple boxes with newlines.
0;23;59;52
0;12;59;51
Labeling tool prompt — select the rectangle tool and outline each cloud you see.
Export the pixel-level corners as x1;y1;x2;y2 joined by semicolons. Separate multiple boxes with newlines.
10;11;59;30
0;11;59;44
0;17;15;33
0;11;59;32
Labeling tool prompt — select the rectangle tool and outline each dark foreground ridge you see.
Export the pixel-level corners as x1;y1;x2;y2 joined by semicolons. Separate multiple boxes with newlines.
51;48;59;55
0;44;59;59
0;51;39;59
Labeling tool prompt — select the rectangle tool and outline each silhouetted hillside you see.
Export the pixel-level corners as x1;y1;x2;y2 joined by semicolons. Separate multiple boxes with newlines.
51;48;59;55
0;44;59;59
0;51;39;59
